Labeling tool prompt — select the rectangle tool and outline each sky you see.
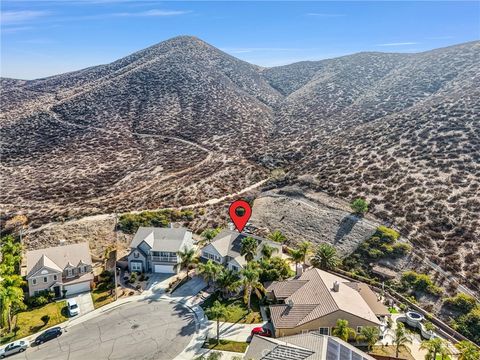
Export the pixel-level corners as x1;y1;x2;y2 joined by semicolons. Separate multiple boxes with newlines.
1;1;479;79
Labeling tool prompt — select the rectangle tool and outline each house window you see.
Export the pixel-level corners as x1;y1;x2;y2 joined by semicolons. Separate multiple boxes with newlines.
318;327;329;335
131;262;142;272
53;275;58;281
67;269;73;277
43;277;48;283
357;326;363;333
32;279;37;285
83;265;87;272
231;265;238;272
134;252;139;258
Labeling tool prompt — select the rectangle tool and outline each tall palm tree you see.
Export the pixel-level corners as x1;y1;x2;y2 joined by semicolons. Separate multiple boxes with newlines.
261;243;277;259
288;248;304;269
240;237;258;262
205;300;229;344
455;340;480;360
311;243;340;270
267;230;286;243
297;241;313;265
0;275;26;331
177;247;197;278
332;319;356;342
392;323;412;359
241;265;264;310
357;326;380;351
420;338;451;360
216;269;241;298
198;260;223;290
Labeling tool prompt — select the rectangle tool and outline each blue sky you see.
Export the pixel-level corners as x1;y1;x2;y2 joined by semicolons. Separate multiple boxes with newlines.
1;1;479;79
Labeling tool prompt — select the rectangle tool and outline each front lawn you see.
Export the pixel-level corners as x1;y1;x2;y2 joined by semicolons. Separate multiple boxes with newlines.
370;345;415;360
91;288;115;309
201;292;262;324
202;339;249;353
1;301;68;344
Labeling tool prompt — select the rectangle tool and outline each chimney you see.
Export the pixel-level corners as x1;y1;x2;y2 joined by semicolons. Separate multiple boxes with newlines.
333;281;340;292
296;264;303;277
287;299;294;308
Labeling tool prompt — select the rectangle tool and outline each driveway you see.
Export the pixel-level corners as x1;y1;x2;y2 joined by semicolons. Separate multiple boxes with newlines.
9;299;196;360
146;273;175;293
65;292;94;317
171;276;207;298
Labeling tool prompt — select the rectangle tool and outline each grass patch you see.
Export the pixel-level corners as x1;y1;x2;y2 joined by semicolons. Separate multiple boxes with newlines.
370;345;415;360
202;339;248;353
388;307;399;314
1;301;68;344
201;292;262;324
91;288;115;309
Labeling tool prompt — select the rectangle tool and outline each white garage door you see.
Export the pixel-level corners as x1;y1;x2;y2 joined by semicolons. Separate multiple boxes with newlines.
154;264;175;273
64;281;91;295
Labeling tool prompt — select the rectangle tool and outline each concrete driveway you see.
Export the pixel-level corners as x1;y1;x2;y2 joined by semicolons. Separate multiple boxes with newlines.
172;276;207;298
146;273;174;293
9;298;196;360
66;292;94;317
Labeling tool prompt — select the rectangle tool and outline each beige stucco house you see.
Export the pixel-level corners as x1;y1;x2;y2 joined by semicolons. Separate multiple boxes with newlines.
266;268;389;338
25;242;93;297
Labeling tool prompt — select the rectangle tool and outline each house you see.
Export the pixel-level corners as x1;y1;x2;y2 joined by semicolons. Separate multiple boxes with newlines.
200;229;282;271
25;242;93;298
127;226;193;274
266;268;389;337
244;332;376;360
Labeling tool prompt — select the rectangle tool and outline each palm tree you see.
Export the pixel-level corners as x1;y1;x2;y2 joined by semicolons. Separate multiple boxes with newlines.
392;323;412;359
216;269;241;298
240;237;258;262
261;243;277;259
205;300;229;344
288;248;304;269
0;275;26;331
241;265;264;310
297;241;313;265
455;340;480;360
332;319;356;342
267;230;286;243
198;260;223;290
420;338;451;360
357;326;380;351
311;243;340;270
177;247;197;278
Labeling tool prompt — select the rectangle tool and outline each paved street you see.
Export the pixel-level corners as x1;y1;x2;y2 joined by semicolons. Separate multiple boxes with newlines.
10;299;196;360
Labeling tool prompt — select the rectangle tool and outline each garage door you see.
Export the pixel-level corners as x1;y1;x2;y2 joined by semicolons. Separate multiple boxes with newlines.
154;265;175;273
64;281;91;295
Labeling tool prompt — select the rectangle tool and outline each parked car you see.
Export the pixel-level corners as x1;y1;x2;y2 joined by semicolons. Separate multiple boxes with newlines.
0;340;29;358
251;326;272;337
67;298;79;316
34;327;62;345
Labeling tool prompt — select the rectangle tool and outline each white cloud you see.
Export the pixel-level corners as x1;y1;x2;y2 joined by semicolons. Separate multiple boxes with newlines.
306;13;346;18
1;10;49;24
110;9;191;17
376;42;419;47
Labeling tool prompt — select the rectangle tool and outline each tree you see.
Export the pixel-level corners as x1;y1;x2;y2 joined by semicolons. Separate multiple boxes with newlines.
267;230;286;243
240;237;258;262
198;260;223;289
311;243;340;270
0;275;26;331
257;257;294;283
288;248;304;269
205;301;229;344
357;326;380;351
216;269;241;299
455;340;480;360
201;228;221;243
392;323;412;359
41;315;50;326
351;198;369;215
241;265;264;310
261;243;277;259
420;338;451;360
297;241;313;265
332;319;356;342
0;235;22;276
177;247;197;278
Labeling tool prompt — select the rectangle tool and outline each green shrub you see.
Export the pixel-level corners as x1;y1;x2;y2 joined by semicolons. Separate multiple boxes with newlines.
350;198;369;215
118;210;195;234
444;293;478;314
41;315;50;325
401;271;443;296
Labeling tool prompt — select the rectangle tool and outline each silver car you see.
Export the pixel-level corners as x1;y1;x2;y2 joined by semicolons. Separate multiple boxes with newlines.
0;340;29;358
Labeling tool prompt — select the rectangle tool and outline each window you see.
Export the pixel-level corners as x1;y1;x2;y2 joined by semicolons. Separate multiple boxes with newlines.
318;327;329;335
32;279;37;285
356;326;363;333
43;277;48;283
67;269;73;277
231;265;238;272
131;262;142;272
133;252;139;258
53;275;57;281
83;265;87;272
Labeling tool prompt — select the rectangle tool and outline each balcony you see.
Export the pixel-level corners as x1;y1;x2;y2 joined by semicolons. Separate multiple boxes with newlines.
150;255;177;263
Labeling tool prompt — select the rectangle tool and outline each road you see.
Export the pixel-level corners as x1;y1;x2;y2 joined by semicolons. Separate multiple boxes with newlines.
9;299;196;360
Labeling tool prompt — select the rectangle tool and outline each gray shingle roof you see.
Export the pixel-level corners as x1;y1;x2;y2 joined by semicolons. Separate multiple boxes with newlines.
130;227;191;252
209;229;279;258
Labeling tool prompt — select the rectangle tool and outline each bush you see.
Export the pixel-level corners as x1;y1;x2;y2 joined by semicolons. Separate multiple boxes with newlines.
351;198;369;215
41;315;50;325
118;210;195;234
444;293;478;314
401;271;443;296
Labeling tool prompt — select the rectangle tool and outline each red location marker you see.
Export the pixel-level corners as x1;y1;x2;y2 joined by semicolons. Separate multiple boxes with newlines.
229;199;252;232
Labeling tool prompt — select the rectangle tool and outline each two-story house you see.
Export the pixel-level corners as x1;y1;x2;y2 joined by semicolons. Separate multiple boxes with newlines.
25;242;93;297
127;226;193;274
200;229;283;271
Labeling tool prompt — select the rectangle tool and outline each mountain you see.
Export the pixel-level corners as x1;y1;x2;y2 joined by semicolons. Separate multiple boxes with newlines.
1;36;479;280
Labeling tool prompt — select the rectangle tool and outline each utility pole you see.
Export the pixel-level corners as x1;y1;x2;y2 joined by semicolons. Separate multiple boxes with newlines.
114;213;118;301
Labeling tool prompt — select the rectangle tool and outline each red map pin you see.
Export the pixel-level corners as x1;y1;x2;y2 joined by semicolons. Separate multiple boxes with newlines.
229;199;252;232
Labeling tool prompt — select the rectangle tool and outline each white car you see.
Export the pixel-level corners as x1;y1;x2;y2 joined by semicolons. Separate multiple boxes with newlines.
0;340;29;358
67;298;80;316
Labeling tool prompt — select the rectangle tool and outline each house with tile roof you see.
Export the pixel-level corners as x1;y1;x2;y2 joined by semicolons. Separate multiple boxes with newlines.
266;268;389;337
127;226;193;274
245;332;376;360
25;242;93;297
200;229;282;272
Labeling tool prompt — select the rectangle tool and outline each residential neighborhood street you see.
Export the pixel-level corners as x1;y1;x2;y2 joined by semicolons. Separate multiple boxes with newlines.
7;299;196;360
